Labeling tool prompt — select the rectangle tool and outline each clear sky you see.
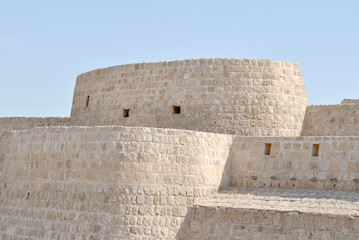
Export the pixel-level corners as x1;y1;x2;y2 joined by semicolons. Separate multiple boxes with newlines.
0;0;358;117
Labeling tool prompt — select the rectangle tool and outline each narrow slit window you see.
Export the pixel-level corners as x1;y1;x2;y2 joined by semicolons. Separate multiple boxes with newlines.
123;109;130;118
86;96;90;108
173;106;181;114
264;143;272;156
312;144;320;157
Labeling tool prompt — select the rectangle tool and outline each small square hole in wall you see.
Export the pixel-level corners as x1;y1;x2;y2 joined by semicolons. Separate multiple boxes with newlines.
264;143;272;156
312;144;320;157
123;109;130;118
86;96;90;108
173;106;181;114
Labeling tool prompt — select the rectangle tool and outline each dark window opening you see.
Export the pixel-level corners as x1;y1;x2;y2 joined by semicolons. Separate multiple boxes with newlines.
312;144;320;157
173;106;181;114
86;96;90;108
123;109;130;118
264;143;271;155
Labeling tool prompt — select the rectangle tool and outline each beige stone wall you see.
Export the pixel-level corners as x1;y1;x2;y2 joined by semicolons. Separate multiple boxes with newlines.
70;58;308;136
180;205;359;240
0;131;10;178
0;117;70;131
231;136;359;191
341;99;359;105
0;126;232;239
301;103;359;136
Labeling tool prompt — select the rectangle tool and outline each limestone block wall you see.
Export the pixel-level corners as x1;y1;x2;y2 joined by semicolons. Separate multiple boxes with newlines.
301;103;359;136
0;126;232;239
0;117;70;131
70;58;308;136
0;131;10;178
181;205;359;240
230;136;359;191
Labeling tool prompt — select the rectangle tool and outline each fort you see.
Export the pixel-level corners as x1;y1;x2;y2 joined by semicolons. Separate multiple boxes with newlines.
0;58;359;239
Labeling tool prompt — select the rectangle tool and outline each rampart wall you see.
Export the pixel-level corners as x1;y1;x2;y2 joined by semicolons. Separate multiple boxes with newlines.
301;104;359;136
0;126;232;239
181;204;359;240
0;117;70;131
230;136;359;191
70;58;308;136
2;127;359;238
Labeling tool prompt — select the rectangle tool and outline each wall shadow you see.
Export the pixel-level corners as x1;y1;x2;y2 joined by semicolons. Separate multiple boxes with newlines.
175;137;234;239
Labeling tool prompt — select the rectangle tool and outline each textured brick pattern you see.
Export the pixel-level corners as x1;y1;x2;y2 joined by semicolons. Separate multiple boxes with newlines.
231;136;359;191
70;58;308;136
301;104;359;136
0;117;70;131
0;126;232;239
2;58;359;239
181;187;359;240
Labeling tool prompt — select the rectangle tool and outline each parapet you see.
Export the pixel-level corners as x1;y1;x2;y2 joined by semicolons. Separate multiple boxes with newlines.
341;99;359;105
70;58;308;136
0;117;70;131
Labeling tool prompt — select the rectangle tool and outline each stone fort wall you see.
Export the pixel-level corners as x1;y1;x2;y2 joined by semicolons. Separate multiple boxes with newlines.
2;126;359;239
301;102;359;136
230;136;359;191
70;58;308;136
2;58;359;239
0;126;232;239
0;117;70;131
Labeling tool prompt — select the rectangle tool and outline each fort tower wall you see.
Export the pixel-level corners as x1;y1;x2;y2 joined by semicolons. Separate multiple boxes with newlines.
0;126;232;239
301;100;359;136
70;59;308;136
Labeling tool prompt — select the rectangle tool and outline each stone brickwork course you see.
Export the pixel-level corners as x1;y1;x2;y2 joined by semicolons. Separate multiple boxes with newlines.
0;117;70;131
70;59;308;136
1;58;359;239
230;136;359;191
301;103;359;136
0;126;232;239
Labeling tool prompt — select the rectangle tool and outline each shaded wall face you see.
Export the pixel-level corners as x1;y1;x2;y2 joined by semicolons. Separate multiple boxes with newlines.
70;59;308;136
301;104;359;136
230;136;359;191
0;131;10;179
0;117;70;131
0;126;232;239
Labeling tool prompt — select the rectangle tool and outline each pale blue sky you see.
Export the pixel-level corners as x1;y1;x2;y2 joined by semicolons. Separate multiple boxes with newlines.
1;1;358;117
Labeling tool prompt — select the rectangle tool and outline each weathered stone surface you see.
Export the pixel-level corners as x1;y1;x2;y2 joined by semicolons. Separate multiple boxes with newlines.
1;58;359;239
0;117;70;131
181;187;359;239
0;126;232;239
302;104;359;136
70;58;308;137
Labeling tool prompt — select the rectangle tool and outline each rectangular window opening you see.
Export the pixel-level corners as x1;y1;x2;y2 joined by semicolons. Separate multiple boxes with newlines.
264;143;272;156
86;96;90;108
312;144;320;157
123;109;130;118
173;105;181;114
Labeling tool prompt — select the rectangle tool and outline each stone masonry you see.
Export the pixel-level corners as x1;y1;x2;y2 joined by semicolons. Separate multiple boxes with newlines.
1;58;359;239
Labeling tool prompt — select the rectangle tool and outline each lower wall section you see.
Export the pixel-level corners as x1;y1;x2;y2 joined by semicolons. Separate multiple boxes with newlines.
0;117;70;131
231;136;359;191
0;126;232;239
179;206;359;240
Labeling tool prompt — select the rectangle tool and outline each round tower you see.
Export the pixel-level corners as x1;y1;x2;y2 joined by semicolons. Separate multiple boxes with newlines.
70;58;308;136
